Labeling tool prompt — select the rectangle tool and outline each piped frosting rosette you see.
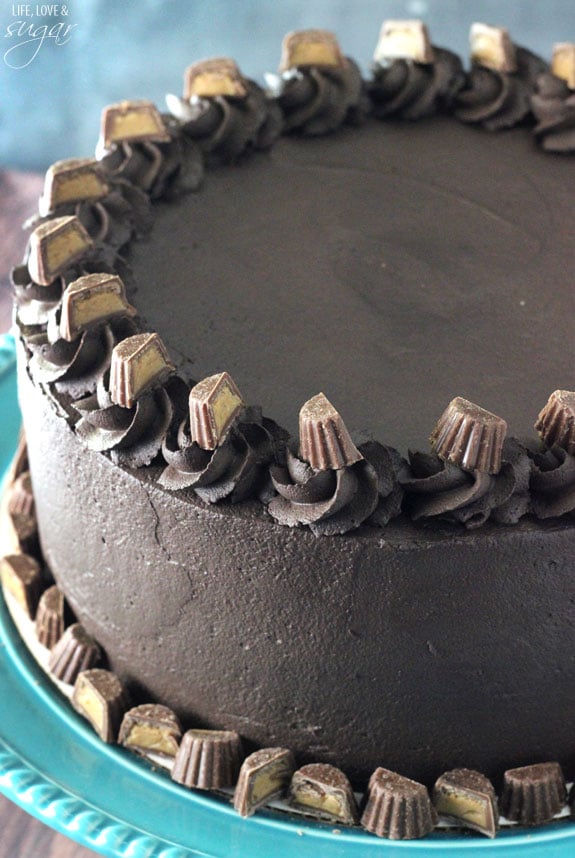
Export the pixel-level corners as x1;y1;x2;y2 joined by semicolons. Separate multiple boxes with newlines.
267;29;369;135
529;390;575;518
268;393;401;536
454;24;547;130
532;44;575;152
167;58;282;162
402;397;531;528
369;20;465;119
26;157;152;253
26;274;138;398
96;100;204;199
74;333;179;468
159;372;287;503
13;215;118;330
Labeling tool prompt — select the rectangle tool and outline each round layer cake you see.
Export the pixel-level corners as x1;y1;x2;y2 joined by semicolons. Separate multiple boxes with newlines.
12;33;575;798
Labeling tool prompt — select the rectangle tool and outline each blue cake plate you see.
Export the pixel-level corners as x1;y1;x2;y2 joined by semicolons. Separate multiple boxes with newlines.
1;333;575;857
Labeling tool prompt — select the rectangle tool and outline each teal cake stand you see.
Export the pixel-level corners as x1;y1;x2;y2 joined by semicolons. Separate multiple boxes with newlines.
1;333;575;857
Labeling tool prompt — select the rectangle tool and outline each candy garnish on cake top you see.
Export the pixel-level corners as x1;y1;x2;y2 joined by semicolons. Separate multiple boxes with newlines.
27;216;93;287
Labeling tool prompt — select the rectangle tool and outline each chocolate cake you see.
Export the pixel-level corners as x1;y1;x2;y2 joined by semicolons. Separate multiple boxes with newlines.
6;21;575;840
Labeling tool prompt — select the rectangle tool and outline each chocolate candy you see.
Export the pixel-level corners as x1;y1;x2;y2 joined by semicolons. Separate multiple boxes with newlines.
189;372;245;450
280;30;345;72
35;585;67;649
119;704;182;758
100;100;170;149
430;396;507;474
27;216;93;287
109;332;175;408
48;622;101;684
233;748;295;817
535;390;575;455
373;20;434;65
171;729;243;790
289;763;359;825
39;158;109;217
299;393;362;471
552;44;575;89
7;471;37;552
361;767;437;840
59;273;136;342
72;668;129;743
500;762;566;825
433;768;498;838
470;23;517;74
184;58;248;100
0;554;42;618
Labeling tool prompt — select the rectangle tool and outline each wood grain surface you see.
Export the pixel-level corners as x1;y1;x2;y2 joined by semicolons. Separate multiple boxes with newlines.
0;172;96;856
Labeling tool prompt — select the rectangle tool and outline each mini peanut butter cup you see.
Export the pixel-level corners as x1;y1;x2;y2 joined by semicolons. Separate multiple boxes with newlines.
280;29;345;72
7;471;37;551
233;748;295;817
35;585;67;649
100;100;170;149
361;767;437;840
27;216;93;287
433;768;498;837
184;58;248;100
0;554;43;619
552;43;575;89
48;622;101;685
470;23;517;74
500;762;566;825
299;393;363;471
430;397;507;474
289;763;359;825
119;704;182;758
171;729;243;790
189;372;245;450
72;668;129;743
535;390;575;455
109;332;175;408
39;158;110;217
373;20;434;65
60;274;136;342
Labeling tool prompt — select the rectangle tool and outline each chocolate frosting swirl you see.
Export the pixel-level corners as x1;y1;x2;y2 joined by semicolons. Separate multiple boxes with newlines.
26;183;152;254
159;405;286;504
12;249;119;330
529;445;575;519
267;440;400;536
402;438;531;528
99;117;204;200
170;81;282;163
369;48;465;120
454;47;547;130
26;316;138;399
532;72;575;152
274;59;369;135
74;372;179;468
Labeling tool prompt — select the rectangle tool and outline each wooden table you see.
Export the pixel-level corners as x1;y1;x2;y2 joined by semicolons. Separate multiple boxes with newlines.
0;171;96;856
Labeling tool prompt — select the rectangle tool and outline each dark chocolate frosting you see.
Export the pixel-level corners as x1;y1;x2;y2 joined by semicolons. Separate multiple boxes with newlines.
73;372;175;468
169;82;282;163
532;72;575;152
454;47;547;130
268;446;380;536
160;405;286;503
530;445;575;519
274;59;368;135
402;439;531;528
26;183;152;252
99;116;204;199
369;48;465;119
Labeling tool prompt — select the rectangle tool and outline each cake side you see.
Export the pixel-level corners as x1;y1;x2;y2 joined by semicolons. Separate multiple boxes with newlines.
20;355;575;788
